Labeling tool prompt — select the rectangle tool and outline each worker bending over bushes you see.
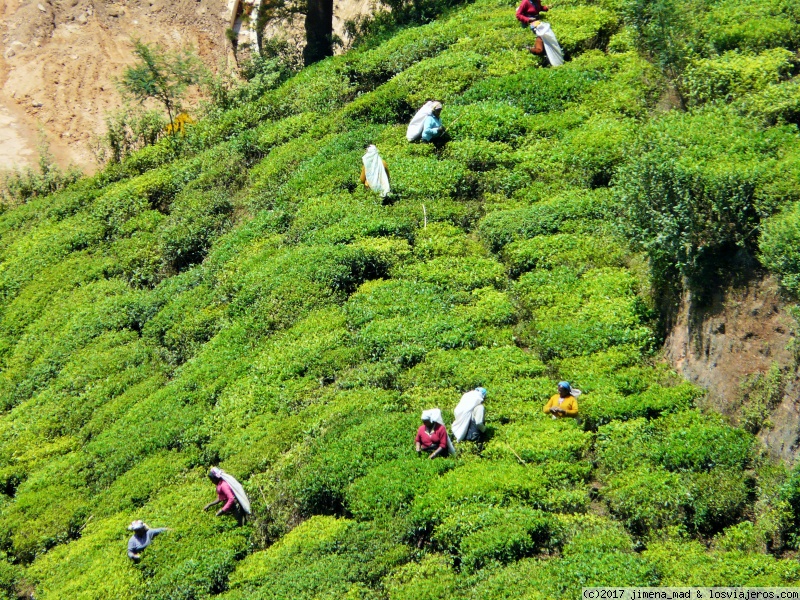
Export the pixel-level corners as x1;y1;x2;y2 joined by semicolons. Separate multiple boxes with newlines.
360;144;390;197
543;381;580;419
416;409;455;458
452;387;487;445
127;520;169;561
516;0;563;65
204;467;252;524
407;101;447;145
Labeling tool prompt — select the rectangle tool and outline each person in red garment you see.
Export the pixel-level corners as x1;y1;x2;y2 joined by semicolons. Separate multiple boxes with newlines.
415;409;450;459
516;0;549;26
204;467;237;516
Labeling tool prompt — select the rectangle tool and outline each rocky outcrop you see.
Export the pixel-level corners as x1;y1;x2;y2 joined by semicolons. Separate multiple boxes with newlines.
665;274;800;463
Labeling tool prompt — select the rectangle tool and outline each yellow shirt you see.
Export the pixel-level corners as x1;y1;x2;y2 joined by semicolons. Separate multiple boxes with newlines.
543;394;578;418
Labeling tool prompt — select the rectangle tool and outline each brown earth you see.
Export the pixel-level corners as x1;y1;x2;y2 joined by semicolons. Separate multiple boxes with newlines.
665;272;800;464
0;0;233;173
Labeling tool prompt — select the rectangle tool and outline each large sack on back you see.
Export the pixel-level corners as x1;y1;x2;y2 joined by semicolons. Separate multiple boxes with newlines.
532;21;564;66
407;101;437;141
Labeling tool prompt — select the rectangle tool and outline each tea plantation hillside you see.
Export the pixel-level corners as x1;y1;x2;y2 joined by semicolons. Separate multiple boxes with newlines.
1;0;800;596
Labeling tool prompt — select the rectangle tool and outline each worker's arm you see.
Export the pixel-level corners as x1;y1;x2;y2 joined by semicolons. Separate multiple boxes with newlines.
543;397;554;415
516;0;531;23
203;499;221;511
383;160;390;183
428;429;447;459
360;165;367;185
562;398;578;418
473;405;486;432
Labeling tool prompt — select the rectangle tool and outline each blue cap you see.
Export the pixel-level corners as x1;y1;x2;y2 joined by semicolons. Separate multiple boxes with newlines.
477;387;487;398
558;381;571;390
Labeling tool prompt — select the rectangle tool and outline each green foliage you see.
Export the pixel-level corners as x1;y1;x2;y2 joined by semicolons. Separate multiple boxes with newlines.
682;48;796;106
617;107;799;284
119;40;203;133
760;202;800;295
0;0;795;595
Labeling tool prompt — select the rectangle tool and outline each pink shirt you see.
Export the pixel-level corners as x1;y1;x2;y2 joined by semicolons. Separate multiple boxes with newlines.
415;423;448;450
217;480;236;512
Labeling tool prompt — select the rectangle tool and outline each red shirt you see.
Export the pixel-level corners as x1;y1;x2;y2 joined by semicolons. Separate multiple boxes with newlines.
217;480;236;512
516;0;548;24
416;423;448;450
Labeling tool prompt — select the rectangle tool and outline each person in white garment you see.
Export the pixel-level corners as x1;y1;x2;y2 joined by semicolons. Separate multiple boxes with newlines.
360;144;390;197
452;387;487;444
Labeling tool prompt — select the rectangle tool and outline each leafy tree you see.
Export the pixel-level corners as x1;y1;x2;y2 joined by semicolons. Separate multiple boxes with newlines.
119;40;202;137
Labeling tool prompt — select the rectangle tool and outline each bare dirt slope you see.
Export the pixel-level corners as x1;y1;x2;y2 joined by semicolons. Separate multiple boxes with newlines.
665;274;800;463
0;0;232;172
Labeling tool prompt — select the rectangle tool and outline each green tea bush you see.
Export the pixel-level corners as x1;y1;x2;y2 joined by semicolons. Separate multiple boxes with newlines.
433;505;559;572
348;21;459;88
483;418;591;464
580;382;700;428
548;116;635;186
410;462;588;533
159;189;233;272
346;458;454;520
393;51;488;106
383;554;459;600
616;107;798;284
445;103;529;143
742;78;800;126
459;63;606;114
479;189;610;251
703;0;800;54
222;516;410;600
547;5;619;56
759;201;800;295
402;346;544;390
645;538;800;586
515;267;653;359
682;48;796;106
602;467;687;536
504;234;627;277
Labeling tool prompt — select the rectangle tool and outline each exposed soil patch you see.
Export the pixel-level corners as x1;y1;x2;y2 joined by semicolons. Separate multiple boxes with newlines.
665;273;800;463
0;0;232;172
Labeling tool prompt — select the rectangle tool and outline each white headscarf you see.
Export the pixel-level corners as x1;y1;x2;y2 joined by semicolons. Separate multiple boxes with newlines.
362;145;390;198
421;408;445;426
451;389;485;441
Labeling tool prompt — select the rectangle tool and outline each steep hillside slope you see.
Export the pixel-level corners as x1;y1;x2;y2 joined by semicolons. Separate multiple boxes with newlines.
0;0;799;597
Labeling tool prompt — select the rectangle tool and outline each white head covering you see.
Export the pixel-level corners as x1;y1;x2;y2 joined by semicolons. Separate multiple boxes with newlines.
451;389;485;441
421;408;445;426
128;520;146;531
362;145;390;198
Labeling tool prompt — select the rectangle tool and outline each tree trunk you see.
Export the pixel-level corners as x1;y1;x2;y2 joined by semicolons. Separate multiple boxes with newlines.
303;0;333;65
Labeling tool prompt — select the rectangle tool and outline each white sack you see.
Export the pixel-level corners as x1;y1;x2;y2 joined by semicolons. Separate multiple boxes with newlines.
362;145;390;197
219;470;251;514
451;389;484;442
406;101;437;141
532;22;564;67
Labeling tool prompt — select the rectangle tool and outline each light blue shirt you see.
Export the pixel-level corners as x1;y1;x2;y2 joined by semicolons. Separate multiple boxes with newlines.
421;114;442;142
